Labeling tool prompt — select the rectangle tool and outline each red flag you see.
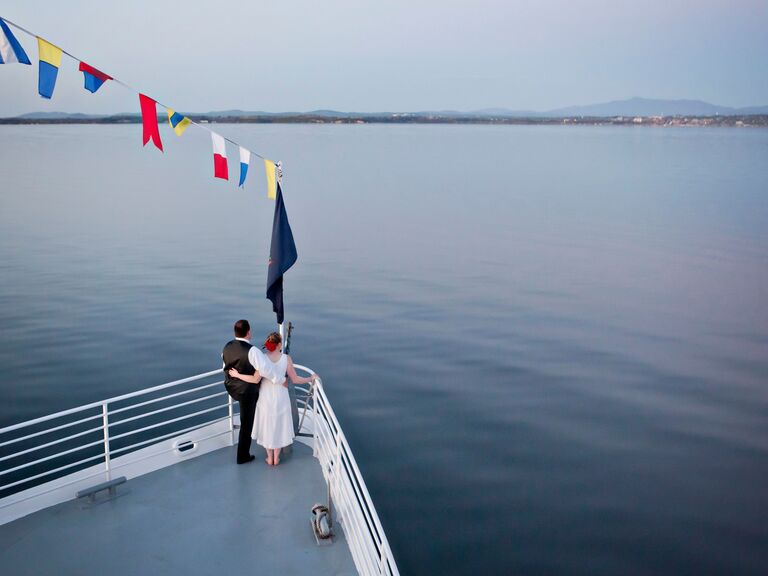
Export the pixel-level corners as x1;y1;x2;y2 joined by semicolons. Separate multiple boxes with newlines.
139;94;163;151
211;133;228;180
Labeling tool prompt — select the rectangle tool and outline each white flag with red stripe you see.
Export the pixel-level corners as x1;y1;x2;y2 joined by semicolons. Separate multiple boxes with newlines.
211;132;228;180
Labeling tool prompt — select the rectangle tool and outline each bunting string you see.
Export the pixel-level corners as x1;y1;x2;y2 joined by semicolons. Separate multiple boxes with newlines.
2;15;300;326
0;15;280;194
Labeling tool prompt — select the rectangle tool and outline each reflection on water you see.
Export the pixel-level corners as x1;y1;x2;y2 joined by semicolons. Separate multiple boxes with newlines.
1;124;767;575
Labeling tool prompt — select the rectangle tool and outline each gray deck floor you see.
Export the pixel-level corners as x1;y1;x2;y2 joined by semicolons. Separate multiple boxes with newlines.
0;442;357;576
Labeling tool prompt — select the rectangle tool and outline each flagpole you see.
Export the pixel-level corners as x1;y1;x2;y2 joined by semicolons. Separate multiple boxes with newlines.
279;165;285;341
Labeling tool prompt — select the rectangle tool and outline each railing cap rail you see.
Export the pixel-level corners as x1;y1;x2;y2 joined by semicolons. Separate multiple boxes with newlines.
0;369;222;435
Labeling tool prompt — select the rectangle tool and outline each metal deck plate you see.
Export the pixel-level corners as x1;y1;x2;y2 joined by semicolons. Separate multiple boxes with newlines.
0;442;357;576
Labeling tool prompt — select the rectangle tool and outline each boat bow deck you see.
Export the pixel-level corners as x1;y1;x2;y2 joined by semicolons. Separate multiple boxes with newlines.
0;442;357;575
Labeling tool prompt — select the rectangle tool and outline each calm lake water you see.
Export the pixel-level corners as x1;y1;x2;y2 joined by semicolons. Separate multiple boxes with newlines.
1;124;767;575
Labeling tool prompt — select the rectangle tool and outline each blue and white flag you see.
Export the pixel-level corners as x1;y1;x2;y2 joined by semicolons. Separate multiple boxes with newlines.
238;147;250;187
0;18;31;64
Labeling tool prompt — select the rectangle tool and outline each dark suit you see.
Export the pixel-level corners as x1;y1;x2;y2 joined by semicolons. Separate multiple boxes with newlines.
222;339;260;463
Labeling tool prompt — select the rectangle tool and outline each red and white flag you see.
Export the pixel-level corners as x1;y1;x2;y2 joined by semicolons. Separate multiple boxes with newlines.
211;132;228;180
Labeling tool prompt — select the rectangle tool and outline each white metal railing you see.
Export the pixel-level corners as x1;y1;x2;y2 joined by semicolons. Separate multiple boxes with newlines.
0;365;400;576
0;369;232;500
294;363;401;576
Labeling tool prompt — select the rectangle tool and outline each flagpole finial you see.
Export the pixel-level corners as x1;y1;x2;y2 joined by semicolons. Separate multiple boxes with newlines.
276;161;283;185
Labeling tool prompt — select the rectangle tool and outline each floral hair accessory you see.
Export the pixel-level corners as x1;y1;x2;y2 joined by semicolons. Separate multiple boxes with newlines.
264;340;278;352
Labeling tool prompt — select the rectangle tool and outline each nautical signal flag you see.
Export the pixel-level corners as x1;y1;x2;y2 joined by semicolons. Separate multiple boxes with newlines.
266;183;297;325
239;147;250;187
167;109;191;136
139;94;163;151
78;62;111;93
0;18;31;64
211;133;228;180
264;159;277;199
37;38;62;99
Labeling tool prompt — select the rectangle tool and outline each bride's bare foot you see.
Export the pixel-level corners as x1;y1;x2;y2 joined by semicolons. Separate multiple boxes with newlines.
273;449;281;466
265;450;274;466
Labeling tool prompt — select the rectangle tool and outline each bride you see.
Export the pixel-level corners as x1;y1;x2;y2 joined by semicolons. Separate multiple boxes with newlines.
228;331;318;466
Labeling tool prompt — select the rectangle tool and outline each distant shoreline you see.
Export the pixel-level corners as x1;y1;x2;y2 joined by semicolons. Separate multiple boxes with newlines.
1;114;766;127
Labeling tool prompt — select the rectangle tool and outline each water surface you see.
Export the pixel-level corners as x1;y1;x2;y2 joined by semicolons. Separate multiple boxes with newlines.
1;124;767;575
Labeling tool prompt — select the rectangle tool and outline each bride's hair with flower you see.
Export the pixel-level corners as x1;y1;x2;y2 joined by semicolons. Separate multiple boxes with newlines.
263;332;282;352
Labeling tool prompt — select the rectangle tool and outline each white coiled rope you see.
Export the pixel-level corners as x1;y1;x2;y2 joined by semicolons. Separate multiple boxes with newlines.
311;503;333;539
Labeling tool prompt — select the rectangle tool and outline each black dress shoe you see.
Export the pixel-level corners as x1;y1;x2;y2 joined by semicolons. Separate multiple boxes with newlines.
237;455;256;465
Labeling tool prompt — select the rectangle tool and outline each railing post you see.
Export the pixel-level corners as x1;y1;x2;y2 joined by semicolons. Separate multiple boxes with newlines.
378;548;385;575
227;394;235;445
335;426;342;467
312;384;319;457
334;422;342;524
101;403;111;481
380;543;391;575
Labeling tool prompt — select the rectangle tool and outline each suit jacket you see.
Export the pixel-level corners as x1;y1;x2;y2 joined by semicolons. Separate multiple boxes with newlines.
222;339;257;401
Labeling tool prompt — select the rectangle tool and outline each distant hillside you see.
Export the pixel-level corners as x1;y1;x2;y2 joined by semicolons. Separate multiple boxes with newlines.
467;107;538;117
18;111;110;120
737;105;768;114
166;100;768;118
4;97;767;124
540;97;768;117
463;98;768;118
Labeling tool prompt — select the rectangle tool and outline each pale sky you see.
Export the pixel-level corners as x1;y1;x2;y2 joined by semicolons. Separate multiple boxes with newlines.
1;0;767;116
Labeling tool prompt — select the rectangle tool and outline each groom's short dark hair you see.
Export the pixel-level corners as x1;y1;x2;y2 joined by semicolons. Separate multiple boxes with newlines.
234;319;250;338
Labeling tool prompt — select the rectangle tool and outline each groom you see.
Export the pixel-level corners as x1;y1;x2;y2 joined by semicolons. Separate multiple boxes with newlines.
222;319;262;464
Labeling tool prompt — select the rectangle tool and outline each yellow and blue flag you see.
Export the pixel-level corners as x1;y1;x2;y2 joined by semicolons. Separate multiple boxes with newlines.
167;108;191;136
37;37;62;99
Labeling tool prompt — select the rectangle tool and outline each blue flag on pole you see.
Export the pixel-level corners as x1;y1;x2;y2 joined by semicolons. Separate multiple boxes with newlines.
266;183;297;325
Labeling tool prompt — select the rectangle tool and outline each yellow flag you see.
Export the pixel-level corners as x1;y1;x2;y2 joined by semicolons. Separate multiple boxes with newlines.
264;159;277;199
37;37;62;67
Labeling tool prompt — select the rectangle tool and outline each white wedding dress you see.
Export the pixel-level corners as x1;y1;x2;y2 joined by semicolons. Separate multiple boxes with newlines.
251;350;294;449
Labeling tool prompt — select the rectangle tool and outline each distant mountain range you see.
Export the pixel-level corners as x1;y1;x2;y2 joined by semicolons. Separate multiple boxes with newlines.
418;98;768;117
14;111;112;120
538;97;768;117
8;97;768;121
